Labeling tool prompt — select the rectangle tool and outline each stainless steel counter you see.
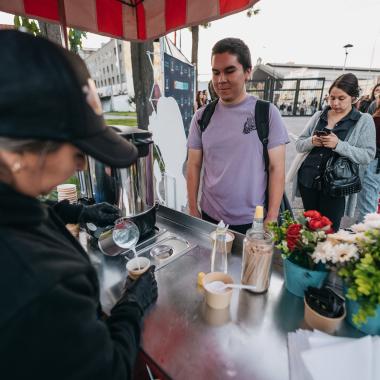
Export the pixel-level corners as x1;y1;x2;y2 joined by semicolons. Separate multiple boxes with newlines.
85;206;362;380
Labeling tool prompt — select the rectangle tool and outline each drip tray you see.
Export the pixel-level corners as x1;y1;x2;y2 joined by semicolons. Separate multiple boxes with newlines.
130;232;195;269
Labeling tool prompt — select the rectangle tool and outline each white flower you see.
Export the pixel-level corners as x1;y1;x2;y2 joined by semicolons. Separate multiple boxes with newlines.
350;223;367;233
363;213;380;230
312;241;335;264
331;243;359;264
327;229;359;244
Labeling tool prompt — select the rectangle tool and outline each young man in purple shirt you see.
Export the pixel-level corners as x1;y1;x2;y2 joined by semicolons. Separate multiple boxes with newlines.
187;38;288;233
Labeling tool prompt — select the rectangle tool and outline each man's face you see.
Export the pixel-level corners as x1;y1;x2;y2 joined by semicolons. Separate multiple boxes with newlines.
211;52;251;104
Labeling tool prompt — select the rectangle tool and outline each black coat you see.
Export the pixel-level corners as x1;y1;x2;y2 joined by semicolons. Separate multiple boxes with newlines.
0;183;142;379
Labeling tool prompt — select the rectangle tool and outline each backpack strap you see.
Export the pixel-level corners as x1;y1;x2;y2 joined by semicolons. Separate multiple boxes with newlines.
198;99;219;133
254;99;270;173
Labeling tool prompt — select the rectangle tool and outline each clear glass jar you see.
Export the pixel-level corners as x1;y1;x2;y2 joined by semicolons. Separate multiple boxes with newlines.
241;230;274;293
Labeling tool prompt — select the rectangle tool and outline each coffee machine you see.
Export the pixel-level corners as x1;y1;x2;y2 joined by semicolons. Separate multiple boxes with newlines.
78;126;156;240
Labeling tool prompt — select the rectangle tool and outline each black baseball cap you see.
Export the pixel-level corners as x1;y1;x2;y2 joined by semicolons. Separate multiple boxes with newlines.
0;30;138;168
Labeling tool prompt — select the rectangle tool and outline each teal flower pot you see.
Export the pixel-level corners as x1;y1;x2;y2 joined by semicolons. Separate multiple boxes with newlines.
283;259;328;298
345;299;380;335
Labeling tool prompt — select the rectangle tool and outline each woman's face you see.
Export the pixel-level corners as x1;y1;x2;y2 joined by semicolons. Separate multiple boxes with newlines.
374;86;380;99
23;143;86;196
328;87;353;114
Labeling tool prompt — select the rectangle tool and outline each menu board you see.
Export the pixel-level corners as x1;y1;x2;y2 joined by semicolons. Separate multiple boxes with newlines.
164;53;195;136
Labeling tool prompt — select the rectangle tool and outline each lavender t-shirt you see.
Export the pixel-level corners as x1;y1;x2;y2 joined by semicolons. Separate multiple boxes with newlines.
187;96;289;225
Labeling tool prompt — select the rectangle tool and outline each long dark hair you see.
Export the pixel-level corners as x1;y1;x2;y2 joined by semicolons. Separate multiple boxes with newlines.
371;83;380;102
329;73;360;99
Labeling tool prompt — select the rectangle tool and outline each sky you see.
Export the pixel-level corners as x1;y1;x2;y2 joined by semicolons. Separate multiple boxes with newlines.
1;0;380;81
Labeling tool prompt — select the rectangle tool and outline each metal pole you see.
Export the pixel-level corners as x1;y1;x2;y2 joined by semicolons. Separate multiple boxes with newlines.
343;50;348;71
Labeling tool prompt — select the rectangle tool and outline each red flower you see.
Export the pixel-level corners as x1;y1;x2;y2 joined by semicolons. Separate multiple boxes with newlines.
304;210;321;219
286;223;302;251
308;215;332;231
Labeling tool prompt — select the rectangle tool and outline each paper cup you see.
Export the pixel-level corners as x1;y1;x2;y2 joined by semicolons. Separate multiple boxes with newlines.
126;257;151;280
202;272;233;310
304;298;346;334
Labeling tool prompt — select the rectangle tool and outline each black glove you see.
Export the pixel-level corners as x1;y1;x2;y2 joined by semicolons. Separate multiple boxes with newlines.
123;266;158;314
78;202;120;227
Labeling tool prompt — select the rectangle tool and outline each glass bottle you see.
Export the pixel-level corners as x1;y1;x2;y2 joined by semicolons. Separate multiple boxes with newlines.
241;205;273;293
241;230;274;293
251;205;264;236
210;220;228;273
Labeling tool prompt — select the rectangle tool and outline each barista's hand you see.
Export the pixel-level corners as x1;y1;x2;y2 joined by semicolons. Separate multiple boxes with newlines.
79;202;120;227
321;132;339;149
123;266;158;314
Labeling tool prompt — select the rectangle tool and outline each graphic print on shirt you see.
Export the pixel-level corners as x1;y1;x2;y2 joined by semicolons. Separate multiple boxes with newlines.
243;114;256;134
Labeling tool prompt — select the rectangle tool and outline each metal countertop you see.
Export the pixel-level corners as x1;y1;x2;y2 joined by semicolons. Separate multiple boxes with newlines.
85;206;362;380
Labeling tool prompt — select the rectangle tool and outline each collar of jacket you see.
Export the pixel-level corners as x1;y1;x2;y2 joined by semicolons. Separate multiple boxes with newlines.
321;106;361;122
0;182;48;226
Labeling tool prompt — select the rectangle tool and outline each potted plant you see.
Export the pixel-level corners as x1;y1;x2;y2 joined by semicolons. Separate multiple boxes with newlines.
268;210;333;297
312;213;380;334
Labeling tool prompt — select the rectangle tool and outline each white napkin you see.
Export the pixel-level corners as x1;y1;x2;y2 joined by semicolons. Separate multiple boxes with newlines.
301;335;373;380
288;330;379;380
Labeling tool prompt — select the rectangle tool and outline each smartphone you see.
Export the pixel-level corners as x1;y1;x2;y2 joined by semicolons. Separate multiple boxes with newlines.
314;129;332;137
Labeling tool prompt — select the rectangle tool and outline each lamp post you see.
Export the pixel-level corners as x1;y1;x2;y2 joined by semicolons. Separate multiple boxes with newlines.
343;43;353;71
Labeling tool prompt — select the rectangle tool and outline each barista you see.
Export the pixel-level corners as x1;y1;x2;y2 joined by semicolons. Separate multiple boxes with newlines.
0;30;157;380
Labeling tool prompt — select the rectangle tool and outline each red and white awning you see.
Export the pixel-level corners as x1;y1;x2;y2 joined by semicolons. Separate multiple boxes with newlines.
0;0;259;41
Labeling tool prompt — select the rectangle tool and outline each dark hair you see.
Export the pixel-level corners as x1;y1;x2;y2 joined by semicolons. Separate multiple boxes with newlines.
0;139;62;184
211;38;252;71
329;73;360;98
370;83;380;102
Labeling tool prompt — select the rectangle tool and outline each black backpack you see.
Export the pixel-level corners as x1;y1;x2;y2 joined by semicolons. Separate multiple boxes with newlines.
198;98;293;223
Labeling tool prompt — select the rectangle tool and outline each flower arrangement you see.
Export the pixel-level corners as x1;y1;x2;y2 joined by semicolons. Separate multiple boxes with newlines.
312;213;380;326
268;210;333;270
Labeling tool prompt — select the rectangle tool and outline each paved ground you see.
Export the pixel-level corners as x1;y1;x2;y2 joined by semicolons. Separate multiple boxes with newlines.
283;116;355;228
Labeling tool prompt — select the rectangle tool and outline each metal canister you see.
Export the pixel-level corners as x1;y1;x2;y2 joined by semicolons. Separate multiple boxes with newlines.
241;231;274;293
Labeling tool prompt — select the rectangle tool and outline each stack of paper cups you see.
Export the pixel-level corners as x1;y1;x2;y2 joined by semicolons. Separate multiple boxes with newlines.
57;184;78;204
57;184;79;238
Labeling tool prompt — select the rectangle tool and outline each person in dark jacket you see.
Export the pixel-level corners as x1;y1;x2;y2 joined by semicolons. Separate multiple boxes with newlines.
0;30;158;380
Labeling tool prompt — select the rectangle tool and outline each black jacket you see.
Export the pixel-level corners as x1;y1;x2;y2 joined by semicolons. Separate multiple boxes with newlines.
0;183;142;379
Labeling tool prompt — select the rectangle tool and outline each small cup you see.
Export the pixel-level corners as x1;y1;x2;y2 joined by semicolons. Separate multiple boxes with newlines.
202;272;234;310
210;230;235;253
304;298;346;334
126;257;151;280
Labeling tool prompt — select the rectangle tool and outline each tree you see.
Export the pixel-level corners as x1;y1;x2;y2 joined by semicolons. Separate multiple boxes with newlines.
14;16;86;52
130;41;154;131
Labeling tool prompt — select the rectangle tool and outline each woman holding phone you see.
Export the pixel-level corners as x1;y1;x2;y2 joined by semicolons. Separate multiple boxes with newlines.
293;73;376;230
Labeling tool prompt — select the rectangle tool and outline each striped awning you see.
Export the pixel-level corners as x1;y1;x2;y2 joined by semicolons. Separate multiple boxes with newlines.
0;0;259;41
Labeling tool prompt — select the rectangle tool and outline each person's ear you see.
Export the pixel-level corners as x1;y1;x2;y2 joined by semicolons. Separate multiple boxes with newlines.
244;67;252;81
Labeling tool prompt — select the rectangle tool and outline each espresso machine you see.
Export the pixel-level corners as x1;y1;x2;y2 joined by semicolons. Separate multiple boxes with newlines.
77;126;156;240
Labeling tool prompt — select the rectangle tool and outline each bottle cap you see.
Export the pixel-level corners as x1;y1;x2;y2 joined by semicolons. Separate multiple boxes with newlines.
217;220;226;229
254;206;264;219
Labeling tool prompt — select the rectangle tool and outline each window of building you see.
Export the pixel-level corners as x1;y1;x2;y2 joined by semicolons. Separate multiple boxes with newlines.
107;66;109;73
117;75;120;83
114;47;116;55
111;64;114;71
112;77;115;84
118;44;122;53
108;78;111;85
